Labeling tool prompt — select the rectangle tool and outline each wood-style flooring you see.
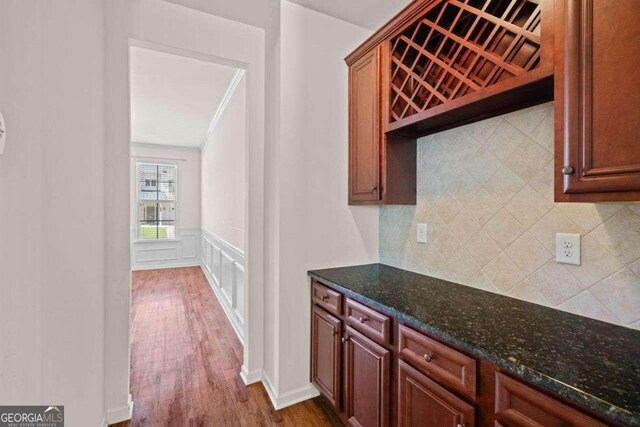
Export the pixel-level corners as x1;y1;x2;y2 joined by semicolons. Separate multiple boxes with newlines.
112;266;339;427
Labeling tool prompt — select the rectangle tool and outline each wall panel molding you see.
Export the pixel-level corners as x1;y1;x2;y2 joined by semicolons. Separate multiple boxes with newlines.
131;227;201;270
199;229;245;344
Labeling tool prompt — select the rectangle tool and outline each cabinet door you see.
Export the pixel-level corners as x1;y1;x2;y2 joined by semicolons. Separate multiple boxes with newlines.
398;360;475;427
349;46;381;204
344;326;390;427
311;306;342;409
556;0;640;200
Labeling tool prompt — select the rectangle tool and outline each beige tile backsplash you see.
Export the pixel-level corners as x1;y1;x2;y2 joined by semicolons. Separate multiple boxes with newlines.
380;102;640;329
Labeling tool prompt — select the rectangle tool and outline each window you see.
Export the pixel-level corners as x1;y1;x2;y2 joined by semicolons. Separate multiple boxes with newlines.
137;163;177;239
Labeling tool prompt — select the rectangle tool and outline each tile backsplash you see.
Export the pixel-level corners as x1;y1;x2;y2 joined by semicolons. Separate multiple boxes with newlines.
380;102;640;329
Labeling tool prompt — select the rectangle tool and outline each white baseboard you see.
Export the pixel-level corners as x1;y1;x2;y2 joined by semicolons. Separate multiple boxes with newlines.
240;365;262;385
132;261;201;271
262;374;319;410
104;393;133;425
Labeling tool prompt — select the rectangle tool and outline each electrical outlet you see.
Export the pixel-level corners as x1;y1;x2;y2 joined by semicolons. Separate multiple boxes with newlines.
556;233;581;265
417;223;428;244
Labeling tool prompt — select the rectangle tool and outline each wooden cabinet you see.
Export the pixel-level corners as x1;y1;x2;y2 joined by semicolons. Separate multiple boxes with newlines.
344;326;390;427
495;372;607;426
309;278;616;426
349;47;382;204
311;306;342;409
398;360;475;427
346;298;392;346
348;46;417;206
398;324;476;401
555;0;640;202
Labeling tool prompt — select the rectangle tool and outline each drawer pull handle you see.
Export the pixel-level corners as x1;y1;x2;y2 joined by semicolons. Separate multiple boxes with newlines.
320;295;329;301
359;316;369;323
423;353;434;362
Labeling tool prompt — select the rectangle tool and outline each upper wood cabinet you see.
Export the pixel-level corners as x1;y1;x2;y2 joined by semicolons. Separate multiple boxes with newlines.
346;0;555;205
349;47;383;204
348;47;417;205
554;0;640;202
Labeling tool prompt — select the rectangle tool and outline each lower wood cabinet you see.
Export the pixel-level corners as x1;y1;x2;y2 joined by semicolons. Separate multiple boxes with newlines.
309;278;613;427
398;360;475;427
311;305;342;409
345;326;390;427
494;372;606;427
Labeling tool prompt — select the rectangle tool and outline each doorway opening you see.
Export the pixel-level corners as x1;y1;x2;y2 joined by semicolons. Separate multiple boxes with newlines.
127;43;250;424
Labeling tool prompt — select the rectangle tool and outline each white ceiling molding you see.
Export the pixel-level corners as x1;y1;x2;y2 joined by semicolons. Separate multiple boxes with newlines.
201;69;246;147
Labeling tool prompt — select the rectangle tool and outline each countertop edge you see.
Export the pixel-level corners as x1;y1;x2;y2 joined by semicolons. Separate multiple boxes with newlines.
308;270;638;426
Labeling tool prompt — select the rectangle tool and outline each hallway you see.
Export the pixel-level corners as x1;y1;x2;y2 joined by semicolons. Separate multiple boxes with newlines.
127;267;338;426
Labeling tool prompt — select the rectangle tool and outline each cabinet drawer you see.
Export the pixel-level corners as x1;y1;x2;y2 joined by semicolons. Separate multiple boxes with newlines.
312;281;342;316
398;324;476;400
495;372;607;427
346;298;391;346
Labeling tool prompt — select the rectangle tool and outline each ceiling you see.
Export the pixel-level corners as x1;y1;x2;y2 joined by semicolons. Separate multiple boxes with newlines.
287;0;412;30
164;0;269;29
130;46;239;147
164;0;412;31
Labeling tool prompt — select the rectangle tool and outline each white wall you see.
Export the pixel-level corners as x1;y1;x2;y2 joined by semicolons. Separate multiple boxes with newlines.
0;1;106;425
261;0;379;407
201;78;246;251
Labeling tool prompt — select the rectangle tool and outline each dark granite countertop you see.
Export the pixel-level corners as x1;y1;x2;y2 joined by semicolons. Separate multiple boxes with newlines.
308;263;640;426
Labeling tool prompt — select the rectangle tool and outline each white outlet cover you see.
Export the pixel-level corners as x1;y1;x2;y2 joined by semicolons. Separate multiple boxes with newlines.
556;233;581;265
417;223;428;244
0;112;5;155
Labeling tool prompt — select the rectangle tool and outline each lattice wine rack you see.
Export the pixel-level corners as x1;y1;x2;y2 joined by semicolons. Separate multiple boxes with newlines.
389;0;543;124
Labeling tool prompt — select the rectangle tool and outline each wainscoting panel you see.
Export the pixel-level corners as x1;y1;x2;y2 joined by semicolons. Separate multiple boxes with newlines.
200;230;245;343
131;228;201;270
234;263;245;323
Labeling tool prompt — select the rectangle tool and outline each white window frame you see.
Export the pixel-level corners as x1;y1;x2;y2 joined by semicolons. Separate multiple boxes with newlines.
136;161;179;241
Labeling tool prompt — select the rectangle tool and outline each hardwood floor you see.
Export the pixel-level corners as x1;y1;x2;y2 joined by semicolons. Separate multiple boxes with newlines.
112;266;340;427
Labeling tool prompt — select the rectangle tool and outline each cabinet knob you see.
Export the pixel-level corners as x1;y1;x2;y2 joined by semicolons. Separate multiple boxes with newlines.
562;165;575;175
320;295;329;301
456;424;466;427
423;353;434;362
359;316;368;323
341;336;350;344
370;185;377;192
331;330;337;336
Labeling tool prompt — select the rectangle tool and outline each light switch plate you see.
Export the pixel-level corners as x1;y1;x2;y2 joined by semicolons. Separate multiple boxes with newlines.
0;113;5;155
417;223;428;244
556;233;581;265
